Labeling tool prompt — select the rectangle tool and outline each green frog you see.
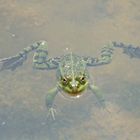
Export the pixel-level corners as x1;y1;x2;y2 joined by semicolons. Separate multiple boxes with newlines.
0;41;139;120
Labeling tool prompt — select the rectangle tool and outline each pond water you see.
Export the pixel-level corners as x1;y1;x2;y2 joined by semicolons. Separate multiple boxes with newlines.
0;0;140;140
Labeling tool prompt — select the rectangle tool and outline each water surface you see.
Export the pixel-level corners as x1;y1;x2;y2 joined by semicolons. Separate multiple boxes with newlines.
0;0;140;140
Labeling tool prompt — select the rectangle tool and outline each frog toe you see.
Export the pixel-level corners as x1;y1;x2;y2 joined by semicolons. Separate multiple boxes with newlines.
47;107;57;121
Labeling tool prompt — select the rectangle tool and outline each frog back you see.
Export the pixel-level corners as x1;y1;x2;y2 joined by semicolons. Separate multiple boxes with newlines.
57;53;87;78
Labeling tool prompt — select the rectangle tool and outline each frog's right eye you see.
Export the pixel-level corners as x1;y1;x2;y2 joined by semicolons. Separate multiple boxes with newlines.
62;78;68;85
63;78;67;82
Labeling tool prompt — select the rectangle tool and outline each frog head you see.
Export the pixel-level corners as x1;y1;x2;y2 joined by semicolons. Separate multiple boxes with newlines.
59;73;88;97
57;53;89;98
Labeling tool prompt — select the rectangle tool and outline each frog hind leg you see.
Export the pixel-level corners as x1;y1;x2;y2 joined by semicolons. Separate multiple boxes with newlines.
46;87;59;120
33;42;60;70
0;54;27;71
84;43;114;67
33;41;49;70
112;41;140;59
0;41;45;71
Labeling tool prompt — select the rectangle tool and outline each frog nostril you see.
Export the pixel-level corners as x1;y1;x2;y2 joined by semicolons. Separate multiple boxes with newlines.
70;80;78;88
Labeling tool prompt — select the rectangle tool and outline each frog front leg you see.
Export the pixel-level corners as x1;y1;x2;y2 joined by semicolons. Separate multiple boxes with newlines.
88;84;106;107
89;84;111;113
46;87;59;120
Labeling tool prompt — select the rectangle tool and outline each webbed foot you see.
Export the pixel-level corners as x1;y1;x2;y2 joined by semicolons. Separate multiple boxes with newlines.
0;41;47;71
0;54;27;71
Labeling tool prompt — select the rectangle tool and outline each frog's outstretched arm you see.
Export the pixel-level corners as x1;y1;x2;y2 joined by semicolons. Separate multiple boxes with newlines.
112;41;140;59
46;87;59;120
84;43;114;66
0;41;60;71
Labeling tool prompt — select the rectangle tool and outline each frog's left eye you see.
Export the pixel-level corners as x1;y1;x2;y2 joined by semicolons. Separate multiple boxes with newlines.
80;76;85;81
79;76;86;84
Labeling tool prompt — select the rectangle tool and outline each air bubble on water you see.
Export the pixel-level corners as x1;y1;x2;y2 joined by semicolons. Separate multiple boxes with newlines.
12;34;15;37
1;121;6;126
62;42;73;55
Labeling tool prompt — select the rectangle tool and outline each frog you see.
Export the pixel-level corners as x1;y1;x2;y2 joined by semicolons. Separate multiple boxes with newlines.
0;41;139;120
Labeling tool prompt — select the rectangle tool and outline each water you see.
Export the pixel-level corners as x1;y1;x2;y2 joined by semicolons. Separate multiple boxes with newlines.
0;0;140;140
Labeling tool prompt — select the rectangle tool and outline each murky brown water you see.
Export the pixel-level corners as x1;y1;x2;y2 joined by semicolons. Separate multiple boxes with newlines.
0;0;140;140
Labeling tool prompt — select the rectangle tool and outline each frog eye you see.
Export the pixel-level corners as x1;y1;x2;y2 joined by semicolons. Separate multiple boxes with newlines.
63;78;67;82
79;76;86;84
80;76;85;81
62;78;68;84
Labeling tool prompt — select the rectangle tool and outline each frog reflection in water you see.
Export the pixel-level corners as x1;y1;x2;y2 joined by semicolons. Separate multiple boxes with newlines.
0;41;140;120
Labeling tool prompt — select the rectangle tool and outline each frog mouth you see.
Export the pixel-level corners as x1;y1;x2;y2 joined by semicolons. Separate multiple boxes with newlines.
61;87;85;99
66;90;83;97
59;81;88;97
67;86;86;94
